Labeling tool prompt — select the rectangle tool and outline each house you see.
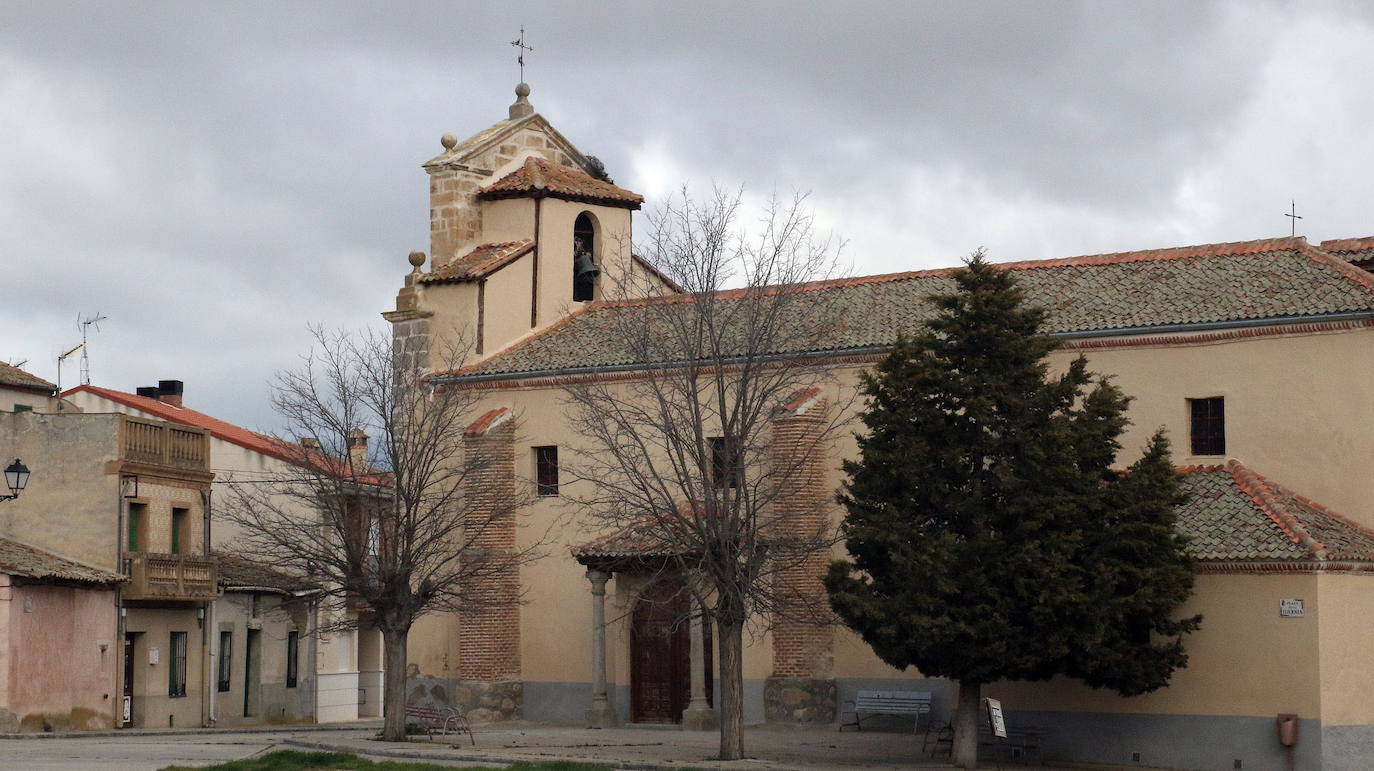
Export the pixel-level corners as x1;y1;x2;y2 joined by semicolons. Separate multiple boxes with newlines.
1;362;65;414
212;553;318;727
0;537;123;731
64;381;386;723
384;84;1374;770
0;409;215;729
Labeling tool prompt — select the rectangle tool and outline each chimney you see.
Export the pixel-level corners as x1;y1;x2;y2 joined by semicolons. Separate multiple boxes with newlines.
346;428;369;473
299;437;321;450
157;380;184;408
135;386;159;399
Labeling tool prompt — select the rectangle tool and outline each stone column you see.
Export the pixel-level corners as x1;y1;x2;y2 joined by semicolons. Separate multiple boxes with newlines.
585;569;616;728
681;601;717;730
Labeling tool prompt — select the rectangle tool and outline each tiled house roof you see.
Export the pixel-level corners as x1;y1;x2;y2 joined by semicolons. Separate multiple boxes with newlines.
419;240;534;284
215;552;318;594
1180;461;1374;563
64;385;295;462
1320;236;1374;265
452;237;1374;379
0;361;57;393
571;526;684;562
0;538;123;584
477;156;643;209
572;461;1374;568
62;385;390;486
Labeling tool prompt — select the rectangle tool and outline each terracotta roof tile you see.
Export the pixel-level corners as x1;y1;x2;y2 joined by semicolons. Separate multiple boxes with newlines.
570;525;684;561
0;538;123;584
215;552;318;593
1178;461;1374;562
464;407;511;436
62;385;390;486
453;237;1374;379
0;361;57;393
569;463;1374;566
1320;236;1374;263
477;156;643;209
420;240;534;284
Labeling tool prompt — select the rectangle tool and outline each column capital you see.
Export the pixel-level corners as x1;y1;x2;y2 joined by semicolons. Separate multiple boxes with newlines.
585;568;612;592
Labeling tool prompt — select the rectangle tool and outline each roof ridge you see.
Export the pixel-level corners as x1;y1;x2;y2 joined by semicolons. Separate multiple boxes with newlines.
1320;236;1374;252
1226;459;1329;559
1298;242;1374;293
591;236;1325;309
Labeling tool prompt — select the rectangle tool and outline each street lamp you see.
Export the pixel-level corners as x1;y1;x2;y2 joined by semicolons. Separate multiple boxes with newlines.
2;459;29;502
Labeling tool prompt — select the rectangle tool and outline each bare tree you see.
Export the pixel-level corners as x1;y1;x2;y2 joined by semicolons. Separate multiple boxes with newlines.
564;190;854;760
220;326;535;741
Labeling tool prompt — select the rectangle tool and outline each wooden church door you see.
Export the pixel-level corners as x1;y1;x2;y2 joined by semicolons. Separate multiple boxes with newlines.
630;581;691;723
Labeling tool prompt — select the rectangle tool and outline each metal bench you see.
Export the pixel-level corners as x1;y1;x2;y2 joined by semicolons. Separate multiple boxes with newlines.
840;689;933;731
404;703;474;745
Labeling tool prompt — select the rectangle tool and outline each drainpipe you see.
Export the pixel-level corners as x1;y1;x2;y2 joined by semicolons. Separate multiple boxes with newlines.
115;480;127;729
201;488;214;727
307;594;319;723
207;596;217;725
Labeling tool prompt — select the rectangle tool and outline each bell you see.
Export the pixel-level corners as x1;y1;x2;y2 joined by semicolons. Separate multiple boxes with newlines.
574;251;601;282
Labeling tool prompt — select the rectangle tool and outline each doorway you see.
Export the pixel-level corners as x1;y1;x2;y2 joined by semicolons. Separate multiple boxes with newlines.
630;581;711;723
122;632;138;727
243;629;260;717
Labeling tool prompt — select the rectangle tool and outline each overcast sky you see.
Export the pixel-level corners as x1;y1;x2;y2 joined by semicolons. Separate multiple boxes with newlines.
5;1;1374;432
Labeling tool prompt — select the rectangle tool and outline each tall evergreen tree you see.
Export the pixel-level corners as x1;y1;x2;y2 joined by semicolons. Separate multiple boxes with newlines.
824;252;1199;768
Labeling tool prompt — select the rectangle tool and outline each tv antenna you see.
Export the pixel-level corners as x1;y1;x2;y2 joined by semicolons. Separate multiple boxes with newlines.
56;343;83;393
77;313;108;386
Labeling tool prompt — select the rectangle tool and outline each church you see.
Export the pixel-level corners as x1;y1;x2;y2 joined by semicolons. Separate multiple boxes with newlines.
387;83;1374;770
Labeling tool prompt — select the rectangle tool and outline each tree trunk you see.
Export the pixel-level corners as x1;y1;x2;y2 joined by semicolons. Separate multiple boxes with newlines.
717;617;745;760
380;626;410;742
952;679;981;769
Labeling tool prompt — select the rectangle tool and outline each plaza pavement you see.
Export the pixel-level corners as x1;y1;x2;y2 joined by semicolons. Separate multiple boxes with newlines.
0;721;1093;770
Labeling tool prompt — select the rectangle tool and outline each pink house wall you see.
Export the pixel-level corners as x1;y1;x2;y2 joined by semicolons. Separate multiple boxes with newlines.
0;576;118;731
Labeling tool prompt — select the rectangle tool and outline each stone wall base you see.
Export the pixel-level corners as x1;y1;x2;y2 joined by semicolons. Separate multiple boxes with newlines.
407;677;523;723
764;676;836;724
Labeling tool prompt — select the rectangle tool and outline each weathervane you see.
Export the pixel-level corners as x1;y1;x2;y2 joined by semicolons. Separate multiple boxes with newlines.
510;26;533;83
1285;199;1303;237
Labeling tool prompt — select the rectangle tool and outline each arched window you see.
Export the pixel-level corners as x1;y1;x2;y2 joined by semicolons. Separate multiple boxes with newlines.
573;213;599;302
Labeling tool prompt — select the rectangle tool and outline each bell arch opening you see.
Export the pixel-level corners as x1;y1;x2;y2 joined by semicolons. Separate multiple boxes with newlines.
573;212;600;302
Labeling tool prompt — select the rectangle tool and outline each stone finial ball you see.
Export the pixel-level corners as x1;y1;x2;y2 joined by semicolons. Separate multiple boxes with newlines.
440;133;457;150
408;250;426;268
515;82;531;98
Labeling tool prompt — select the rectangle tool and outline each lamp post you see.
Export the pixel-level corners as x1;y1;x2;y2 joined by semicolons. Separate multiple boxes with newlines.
2;459;30;502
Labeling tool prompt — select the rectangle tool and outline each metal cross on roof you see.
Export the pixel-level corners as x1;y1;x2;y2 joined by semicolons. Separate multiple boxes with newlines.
1285;199;1303;236
510;26;533;83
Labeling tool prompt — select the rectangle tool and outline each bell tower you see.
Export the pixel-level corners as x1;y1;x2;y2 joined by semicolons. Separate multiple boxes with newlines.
386;85;676;372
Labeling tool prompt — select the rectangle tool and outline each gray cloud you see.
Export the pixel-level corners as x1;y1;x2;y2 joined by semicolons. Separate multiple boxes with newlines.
2;0;1370;431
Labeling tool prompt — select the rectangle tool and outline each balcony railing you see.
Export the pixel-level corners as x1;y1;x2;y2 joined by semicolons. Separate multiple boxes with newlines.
124;553;218;602
121;416;210;471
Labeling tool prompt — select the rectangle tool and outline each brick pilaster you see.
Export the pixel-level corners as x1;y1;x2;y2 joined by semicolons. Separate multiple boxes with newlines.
458;408;521;683
768;387;834;679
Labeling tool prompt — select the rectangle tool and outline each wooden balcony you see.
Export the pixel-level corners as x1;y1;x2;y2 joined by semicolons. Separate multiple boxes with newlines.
124;552;218;602
120;416;210;471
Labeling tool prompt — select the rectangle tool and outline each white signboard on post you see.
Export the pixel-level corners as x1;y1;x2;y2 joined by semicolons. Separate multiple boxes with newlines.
985;697;1007;738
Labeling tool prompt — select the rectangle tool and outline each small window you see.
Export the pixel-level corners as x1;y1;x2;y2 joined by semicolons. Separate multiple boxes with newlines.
217;631;232;692
171;507;188;554
169;631;188;698
128;502;146;552
710;436;741;489
535;446;559;496
1189;397;1225;456
286;631;299;688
